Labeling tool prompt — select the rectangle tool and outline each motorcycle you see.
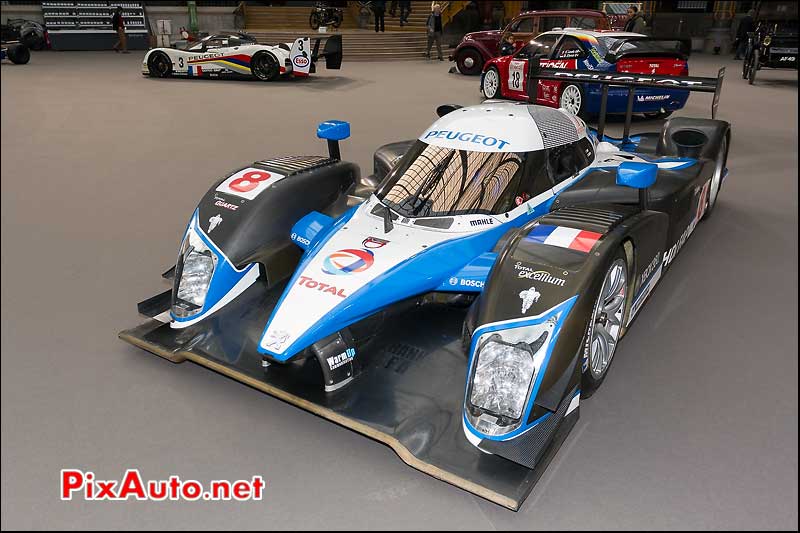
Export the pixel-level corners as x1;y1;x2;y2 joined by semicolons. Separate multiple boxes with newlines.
309;3;344;30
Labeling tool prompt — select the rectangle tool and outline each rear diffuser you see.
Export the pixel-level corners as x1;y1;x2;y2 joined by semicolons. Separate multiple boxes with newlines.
119;283;577;511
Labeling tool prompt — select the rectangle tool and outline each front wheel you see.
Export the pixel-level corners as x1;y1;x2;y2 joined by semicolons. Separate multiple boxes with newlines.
748;49;759;85
581;253;628;397
481;67;501;99
251;51;279;81
147;51;172;77
309;12;321;30
456;47;483;76
559;84;585;117
7;44;30;65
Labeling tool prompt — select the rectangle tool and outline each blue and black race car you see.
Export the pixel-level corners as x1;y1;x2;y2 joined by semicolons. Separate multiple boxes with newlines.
481;29;692;118
121;68;728;510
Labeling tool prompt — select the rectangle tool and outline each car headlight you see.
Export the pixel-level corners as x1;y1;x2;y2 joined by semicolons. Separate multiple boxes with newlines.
470;335;536;420
173;229;217;317
763;36;772;46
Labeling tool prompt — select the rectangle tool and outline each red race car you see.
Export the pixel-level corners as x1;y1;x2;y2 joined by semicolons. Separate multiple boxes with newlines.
481;29;691;119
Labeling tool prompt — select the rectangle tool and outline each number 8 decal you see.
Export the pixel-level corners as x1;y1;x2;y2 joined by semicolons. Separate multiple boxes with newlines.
229;170;271;193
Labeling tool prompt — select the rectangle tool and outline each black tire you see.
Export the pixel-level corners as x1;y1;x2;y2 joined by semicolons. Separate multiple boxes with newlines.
748;49;758;85
701;134;728;220
558;83;585;118
7;44;30;65
455;47;483;76
147;51;172;78
309;12;321;30
481;66;501;99
332;12;343;28
581;249;629;398
251;51;280;81
643;110;673;120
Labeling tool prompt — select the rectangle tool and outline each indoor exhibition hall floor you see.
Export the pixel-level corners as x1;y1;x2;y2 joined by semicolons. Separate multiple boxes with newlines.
1;52;797;530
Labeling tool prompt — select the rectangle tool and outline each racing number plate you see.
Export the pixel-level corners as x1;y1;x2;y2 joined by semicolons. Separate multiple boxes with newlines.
509;60;525;92
216;168;287;201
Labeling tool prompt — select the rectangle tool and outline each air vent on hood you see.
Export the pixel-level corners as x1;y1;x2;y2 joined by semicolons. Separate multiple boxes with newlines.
538;205;637;234
256;155;336;176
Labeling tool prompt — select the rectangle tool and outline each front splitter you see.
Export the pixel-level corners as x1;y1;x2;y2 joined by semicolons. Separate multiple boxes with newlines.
119;284;577;511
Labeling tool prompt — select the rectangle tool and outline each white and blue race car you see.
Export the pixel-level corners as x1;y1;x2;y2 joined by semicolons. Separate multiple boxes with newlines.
122;68;729;510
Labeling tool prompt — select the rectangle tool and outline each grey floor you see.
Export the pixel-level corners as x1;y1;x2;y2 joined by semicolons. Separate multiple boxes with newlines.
1;51;797;530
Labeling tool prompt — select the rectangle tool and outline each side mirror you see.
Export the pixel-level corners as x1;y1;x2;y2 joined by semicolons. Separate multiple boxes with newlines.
436;104;463;117
616;162;657;210
317;120;350;160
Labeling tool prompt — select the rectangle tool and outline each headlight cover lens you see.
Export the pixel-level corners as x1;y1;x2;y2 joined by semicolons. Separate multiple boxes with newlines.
173;229;217;317
470;335;536;420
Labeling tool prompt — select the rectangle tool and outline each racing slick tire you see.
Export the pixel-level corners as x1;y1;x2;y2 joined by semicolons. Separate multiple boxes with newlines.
702;134;729;220
147;51;172;78
559;83;585;118
7;43;30;65
251;51;280;81
748;49;759;85
309;12;321;30
481;66;501;99
581;250;629;398
456;47;484;76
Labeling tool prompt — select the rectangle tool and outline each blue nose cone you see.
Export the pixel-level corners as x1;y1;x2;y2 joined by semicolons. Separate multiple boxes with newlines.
317;120;351;141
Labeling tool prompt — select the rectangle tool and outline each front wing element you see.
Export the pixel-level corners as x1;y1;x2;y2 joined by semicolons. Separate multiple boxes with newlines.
119;282;578;510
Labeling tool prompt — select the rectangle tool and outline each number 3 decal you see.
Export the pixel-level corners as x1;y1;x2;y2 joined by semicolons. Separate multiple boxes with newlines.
178;57;184;69
216;168;287;200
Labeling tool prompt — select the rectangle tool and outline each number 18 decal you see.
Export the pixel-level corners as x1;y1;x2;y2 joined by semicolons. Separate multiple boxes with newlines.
216;168;286;200
509;60;525;92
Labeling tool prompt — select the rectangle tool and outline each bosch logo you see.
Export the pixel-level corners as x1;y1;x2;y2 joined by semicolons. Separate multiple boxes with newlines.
291;233;311;246
293;56;309;67
322;249;375;275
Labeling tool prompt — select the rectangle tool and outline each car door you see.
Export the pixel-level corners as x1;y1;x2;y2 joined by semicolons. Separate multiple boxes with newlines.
536;35;587;106
185;37;231;75
502;34;559;101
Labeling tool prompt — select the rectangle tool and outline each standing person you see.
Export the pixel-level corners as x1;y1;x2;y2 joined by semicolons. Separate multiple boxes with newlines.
389;0;398;18
111;6;128;53
734;9;756;60
399;0;411;27
372;0;386;33
623;5;646;34
426;3;444;60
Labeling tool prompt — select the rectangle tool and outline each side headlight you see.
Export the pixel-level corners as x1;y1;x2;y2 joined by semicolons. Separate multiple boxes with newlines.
470;335;536;420
173;229;217;317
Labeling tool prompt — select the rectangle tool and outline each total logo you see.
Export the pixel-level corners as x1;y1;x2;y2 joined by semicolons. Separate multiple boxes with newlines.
326;348;355;371
322;248;375;275
214;199;239;211
514;263;566;286
293;56;309;67
297;275;347;298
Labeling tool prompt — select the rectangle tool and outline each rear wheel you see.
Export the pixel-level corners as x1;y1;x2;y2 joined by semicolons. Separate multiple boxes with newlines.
147;51;172;77
482;66;501;99
251;51;279;81
559;84;585;117
7;44;30;64
581;253;628;398
748;49;759;85
456;47;483;76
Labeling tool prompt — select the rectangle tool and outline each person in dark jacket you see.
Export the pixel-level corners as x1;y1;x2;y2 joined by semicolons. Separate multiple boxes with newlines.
111;6;128;53
399;0;411;26
372;0;386;33
734;9;756;60
426;3;444;60
623;5;646;34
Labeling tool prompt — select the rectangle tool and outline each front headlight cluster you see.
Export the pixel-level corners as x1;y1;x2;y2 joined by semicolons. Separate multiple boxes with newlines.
173;229;217;318
466;317;557;436
763;35;772;46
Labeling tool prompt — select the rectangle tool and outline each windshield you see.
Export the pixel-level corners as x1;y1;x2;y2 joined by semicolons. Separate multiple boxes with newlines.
376;141;527;217
375;139;594;218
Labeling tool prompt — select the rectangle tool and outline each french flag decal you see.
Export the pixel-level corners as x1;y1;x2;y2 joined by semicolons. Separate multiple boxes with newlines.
187;65;203;77
526;224;603;253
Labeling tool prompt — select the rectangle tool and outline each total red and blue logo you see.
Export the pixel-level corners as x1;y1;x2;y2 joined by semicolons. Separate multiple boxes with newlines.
322;249;374;275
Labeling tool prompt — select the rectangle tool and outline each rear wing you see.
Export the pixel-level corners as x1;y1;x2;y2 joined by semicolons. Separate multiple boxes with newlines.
604;37;692;61
527;59;725;142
